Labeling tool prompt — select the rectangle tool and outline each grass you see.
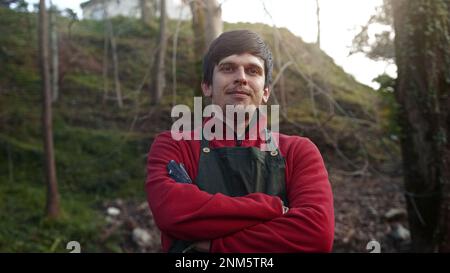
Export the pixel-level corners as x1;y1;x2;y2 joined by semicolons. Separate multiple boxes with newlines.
0;182;103;252
0;119;148;252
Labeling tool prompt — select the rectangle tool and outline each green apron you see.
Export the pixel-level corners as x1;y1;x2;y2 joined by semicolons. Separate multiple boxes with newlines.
169;129;288;253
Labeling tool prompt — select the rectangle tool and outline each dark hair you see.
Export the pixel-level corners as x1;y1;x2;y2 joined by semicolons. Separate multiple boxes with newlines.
202;30;273;89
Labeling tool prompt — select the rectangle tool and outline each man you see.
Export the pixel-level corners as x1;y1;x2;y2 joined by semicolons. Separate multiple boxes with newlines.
146;30;334;253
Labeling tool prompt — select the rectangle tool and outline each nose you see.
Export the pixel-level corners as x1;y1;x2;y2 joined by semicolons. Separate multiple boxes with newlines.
234;67;248;85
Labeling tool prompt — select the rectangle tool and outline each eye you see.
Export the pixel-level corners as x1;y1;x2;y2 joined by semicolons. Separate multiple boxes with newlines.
220;64;234;73
246;66;261;76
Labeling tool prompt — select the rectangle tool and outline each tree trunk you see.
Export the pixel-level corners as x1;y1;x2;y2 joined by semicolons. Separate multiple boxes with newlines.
392;0;450;252
151;0;167;104
204;0;222;48
315;0;321;47
102;17;110;104
189;0;206;57
39;0;60;219
106;19;123;108
189;0;206;97
172;6;184;106
102;1;109;104
189;0;222;97
140;0;150;24
49;1;59;102
273;30;287;111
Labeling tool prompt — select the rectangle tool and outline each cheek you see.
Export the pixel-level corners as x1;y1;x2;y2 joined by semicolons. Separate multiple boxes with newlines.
252;81;266;95
215;78;229;90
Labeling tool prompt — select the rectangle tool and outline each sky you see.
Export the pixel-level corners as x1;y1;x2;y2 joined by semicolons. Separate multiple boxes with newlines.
26;0;396;89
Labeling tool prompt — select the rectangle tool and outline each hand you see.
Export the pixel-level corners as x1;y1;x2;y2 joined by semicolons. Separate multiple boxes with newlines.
281;200;289;214
194;240;211;252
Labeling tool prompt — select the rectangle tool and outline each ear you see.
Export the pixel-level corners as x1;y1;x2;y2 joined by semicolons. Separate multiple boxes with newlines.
262;86;270;103
201;82;212;97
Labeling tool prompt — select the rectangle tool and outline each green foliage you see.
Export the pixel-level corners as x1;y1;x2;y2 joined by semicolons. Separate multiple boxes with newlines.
373;74;400;137
0;182;103;252
0;124;148;252
350;0;395;61
0;8;38;90
64;73;104;92
63;8;78;22
53;124;147;197
12;0;27;12
0;0;25;9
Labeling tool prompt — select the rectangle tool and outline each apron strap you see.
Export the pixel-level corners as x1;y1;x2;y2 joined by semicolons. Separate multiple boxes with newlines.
201;128;279;152
200;135;209;149
264;128;279;152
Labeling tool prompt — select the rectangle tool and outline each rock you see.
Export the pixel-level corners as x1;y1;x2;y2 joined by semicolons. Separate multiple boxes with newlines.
342;228;355;244
389;224;410;241
114;198;124;207
390;134;398;141
107;207;121;217
132;228;153;247
137;202;150;212
368;206;378;217
105;216;116;224
384;208;406;221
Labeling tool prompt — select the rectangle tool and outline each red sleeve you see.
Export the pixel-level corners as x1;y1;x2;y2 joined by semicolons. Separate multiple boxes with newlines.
145;131;284;241
210;137;334;252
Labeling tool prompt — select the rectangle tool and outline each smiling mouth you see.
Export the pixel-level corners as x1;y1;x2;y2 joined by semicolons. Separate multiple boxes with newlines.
226;90;251;96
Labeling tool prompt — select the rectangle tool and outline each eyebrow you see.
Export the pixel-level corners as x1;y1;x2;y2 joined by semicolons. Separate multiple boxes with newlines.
218;61;264;70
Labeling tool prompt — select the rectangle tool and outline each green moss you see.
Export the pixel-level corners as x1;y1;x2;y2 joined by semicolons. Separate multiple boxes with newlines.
0;124;147;252
64;73;104;92
0;182;104;252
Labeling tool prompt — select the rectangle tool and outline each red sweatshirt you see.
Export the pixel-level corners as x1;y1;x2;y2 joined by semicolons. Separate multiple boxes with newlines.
145;127;334;253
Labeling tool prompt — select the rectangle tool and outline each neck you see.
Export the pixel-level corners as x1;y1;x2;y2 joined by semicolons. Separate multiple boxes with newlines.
226;108;259;139
202;107;269;142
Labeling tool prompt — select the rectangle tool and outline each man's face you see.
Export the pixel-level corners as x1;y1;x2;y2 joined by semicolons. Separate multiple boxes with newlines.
201;53;270;111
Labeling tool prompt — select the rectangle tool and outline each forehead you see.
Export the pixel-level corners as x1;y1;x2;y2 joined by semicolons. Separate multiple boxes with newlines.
217;53;264;68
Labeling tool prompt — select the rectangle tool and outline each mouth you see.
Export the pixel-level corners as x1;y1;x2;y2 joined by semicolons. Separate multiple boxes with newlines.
226;89;251;96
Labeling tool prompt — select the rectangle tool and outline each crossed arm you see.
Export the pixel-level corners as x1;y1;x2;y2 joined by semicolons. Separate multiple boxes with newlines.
145;132;334;252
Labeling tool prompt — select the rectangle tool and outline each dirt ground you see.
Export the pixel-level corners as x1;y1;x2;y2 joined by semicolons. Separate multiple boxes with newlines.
99;167;410;253
330;171;410;252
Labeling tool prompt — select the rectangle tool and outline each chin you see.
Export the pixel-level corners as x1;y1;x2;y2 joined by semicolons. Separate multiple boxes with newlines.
228;100;250;106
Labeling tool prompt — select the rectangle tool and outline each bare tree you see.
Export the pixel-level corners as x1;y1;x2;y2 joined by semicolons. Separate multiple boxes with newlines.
204;0;222;47
101;0;110;104
188;0;222;97
151;0;167;104
188;0;205;97
188;0;222;55
189;0;205;57
392;0;450;252
111;28;123;108
39;0;60;219
172;3;185;106
140;0;149;24
49;1;59;102
102;12;110;104
96;0;123;107
105;18;123;108
315;0;321;47
273;31;287;111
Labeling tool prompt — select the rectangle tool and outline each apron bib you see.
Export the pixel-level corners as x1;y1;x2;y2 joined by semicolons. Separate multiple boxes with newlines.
169;130;287;253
